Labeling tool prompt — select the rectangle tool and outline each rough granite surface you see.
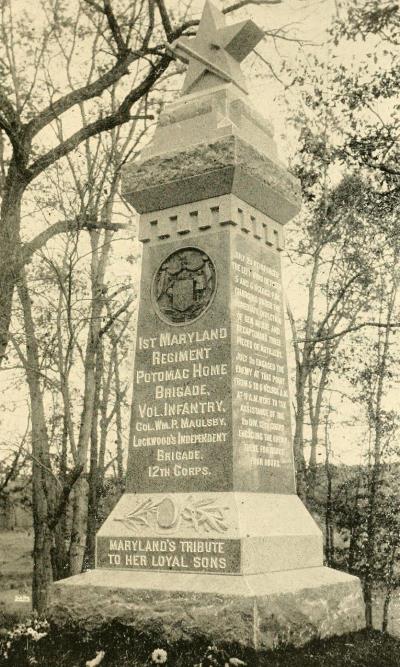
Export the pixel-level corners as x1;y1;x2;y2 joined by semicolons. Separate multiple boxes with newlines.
48;569;365;649
122;136;301;223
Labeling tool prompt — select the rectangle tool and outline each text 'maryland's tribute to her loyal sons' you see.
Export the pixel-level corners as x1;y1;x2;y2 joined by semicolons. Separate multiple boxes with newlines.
50;3;366;647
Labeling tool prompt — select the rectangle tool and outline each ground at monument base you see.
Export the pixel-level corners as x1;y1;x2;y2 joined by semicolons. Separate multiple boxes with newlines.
2;628;398;667
48;566;365;650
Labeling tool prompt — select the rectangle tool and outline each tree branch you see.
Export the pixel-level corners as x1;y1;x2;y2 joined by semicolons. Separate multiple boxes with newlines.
314;272;363;340
342;148;400;177
223;0;282;12
364;159;400;177
298;321;400;344
155;0;174;40
48;464;84;530
0;88;18;126
287;301;301;369
0;91;25;157
21;217;128;266
143;0;156;51
254;48;287;87
99;298;133;337
84;0;103;10
172;0;283;41
23;39;156;142
103;0;129;55
103;455;118;474
0;439;25;494
26;56;168;181
0;122;20;164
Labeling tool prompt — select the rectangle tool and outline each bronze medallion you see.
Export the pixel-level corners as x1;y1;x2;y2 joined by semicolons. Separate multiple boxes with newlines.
153;247;216;324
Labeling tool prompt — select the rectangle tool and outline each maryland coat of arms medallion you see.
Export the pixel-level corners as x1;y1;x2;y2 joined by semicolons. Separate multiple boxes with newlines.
152;247;216;324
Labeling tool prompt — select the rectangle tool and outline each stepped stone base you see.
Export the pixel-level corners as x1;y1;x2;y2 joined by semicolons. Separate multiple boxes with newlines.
48;567;365;649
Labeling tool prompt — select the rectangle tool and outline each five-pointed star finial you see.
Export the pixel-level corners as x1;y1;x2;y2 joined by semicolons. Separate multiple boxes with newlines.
170;1;264;96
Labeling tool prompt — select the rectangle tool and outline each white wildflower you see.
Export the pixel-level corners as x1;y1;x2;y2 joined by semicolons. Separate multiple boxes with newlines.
85;649;105;667
151;647;168;664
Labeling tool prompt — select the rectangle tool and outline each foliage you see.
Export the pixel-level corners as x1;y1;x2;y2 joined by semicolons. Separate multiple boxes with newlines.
1;623;400;667
282;14;400;608
333;466;400;578
329;1;400;216
0;614;49;664
0;618;253;667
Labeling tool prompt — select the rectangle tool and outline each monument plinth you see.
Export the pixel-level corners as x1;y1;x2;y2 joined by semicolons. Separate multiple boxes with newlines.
49;2;365;648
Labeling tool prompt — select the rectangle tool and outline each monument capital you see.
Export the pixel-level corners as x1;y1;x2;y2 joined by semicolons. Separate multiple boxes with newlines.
170;1;264;95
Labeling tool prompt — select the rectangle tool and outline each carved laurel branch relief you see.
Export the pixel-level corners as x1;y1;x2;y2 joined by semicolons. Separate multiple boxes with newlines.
114;496;229;533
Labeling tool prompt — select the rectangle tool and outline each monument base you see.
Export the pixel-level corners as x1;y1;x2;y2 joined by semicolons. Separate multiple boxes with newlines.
48;566;365;649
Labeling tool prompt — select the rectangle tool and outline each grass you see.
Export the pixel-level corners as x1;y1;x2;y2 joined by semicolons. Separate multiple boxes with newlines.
0;530;32;627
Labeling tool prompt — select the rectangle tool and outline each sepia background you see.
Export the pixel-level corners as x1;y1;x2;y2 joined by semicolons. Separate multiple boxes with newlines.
0;0;399;660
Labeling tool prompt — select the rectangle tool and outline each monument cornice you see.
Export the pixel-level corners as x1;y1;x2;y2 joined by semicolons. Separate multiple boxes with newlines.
122;135;301;224
135;193;286;252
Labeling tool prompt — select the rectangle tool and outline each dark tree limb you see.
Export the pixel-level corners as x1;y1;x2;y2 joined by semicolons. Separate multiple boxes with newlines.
0;442;25;494
26;56;169;181
0;115;14;140
155;0;174;40
24;54;140;141
21;217;129;266
103;0;129;55
173;0;286;41
0;89;19;125
99;298;133;337
48;464;84;531
314;272;363;339
296;321;400;344
223;0;282;12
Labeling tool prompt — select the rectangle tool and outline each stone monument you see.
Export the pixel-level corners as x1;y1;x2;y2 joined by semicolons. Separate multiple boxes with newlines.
50;1;365;648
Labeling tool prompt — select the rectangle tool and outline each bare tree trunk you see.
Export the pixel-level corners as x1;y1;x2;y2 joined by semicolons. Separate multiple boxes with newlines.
98;351;114;477
287;253;320;504
382;544;397;633
308;424;318;479
364;283;396;628
348;476;362;573
17;270;56;612
113;347;125;490
68;228;112;575
364;300;397;628
68;476;88;574
32;497;53;613
348;528;356;572
84;339;104;569
51;417;69;580
324;411;334;566
0;167;25;364
3;494;16;530
382;590;392;634
308;348;331;498
308;373;318;492
293;370;308;501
